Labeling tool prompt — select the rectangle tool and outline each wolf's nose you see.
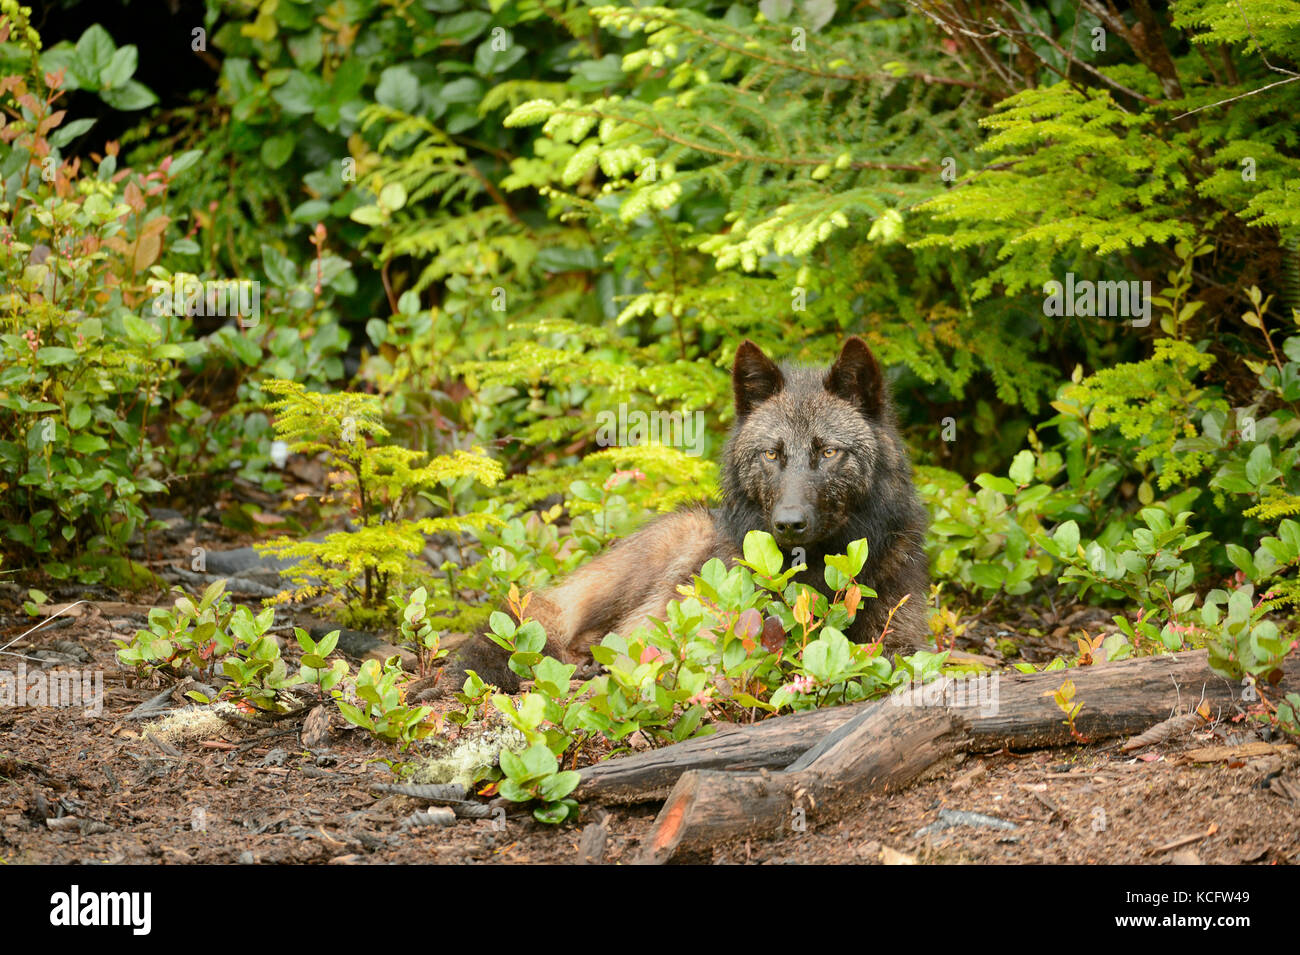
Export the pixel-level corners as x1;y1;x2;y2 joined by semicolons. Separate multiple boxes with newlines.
772;509;810;538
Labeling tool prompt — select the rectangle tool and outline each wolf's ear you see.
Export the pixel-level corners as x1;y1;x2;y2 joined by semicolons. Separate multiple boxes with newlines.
824;337;884;418
732;340;784;417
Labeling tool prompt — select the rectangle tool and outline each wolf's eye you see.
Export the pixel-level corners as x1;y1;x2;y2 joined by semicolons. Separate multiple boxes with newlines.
763;449;778;460
822;447;839;458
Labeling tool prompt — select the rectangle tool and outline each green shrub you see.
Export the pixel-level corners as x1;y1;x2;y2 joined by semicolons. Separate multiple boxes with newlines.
0;38;198;583
255;378;504;627
113;578;344;714
458;532;960;821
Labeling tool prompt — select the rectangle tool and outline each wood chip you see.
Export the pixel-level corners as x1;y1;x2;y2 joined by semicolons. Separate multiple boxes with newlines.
37;602;88;618
950;762;986;791
1178;742;1295;764
1268;776;1300;803
1149;824;1217;855
1023;786;1061;818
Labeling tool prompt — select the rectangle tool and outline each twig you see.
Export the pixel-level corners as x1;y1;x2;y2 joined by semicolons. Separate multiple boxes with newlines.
0;600;91;654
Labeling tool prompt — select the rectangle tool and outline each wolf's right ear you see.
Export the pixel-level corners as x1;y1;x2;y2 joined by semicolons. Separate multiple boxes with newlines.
824;336;884;418
732;340;784;418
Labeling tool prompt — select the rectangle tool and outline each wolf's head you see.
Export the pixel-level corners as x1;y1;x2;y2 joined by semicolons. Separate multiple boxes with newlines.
722;337;902;550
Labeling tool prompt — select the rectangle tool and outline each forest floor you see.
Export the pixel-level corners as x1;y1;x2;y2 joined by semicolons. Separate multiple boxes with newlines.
3;504;1298;865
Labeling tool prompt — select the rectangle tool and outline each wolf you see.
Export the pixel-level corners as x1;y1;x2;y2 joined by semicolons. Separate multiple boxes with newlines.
438;337;930;694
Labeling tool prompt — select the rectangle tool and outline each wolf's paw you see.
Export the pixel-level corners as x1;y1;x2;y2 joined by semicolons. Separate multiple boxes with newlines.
429;638;521;699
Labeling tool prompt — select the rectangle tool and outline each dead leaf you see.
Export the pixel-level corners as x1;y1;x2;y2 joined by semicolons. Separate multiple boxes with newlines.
1121;710;1205;752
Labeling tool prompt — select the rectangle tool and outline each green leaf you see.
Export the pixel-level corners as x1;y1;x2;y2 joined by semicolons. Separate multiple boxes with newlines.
846;538;869;576
1245;444;1273;486
331;57;367;101
121;314;160;343
742;530;784;577
260;133;296;170
519;742;558;779
474;33;526;75
1053;520;1080;555
532;656;576;696
437;11;493;43
100;81;157;111
974;473;1017;495
379;182;407;210
272;71;327;115
533;800;577;824
36;347;77;365
349;204;386;226
49;118;96;149
536;770;581;802
101;45;137;89
969;563;1006;590
261;244;298;287
1008;449;1034;485
75;25;116;77
70;435;109;454
375;66;421;112
759;0;794;21
498;747;526;781
489;610;516;640
336;701;373;731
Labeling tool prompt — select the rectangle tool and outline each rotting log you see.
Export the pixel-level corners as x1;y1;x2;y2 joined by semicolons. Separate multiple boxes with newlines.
575;704;863;804
582;649;1263;805
628;650;1299;863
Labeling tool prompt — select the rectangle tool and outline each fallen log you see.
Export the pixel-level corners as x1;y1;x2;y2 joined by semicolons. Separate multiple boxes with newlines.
632;649;1300;863
582;649;1259;804
575;704;862;804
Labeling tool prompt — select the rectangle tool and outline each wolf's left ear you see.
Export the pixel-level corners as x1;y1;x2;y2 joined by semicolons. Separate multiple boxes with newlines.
733;340;784;418
824;337;884;418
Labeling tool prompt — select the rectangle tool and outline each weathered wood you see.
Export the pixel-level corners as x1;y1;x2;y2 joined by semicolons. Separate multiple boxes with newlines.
576;704;860;804
632;650;1300;862
582;650;1291;806
635;708;965;864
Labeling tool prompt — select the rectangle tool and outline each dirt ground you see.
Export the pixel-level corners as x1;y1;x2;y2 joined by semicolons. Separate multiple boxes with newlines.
3;597;1298;866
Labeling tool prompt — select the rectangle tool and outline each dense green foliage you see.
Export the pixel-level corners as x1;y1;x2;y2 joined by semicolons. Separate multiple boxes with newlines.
9;0;1300;752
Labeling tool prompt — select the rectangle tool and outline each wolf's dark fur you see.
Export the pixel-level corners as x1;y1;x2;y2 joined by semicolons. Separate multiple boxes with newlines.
439;337;929;694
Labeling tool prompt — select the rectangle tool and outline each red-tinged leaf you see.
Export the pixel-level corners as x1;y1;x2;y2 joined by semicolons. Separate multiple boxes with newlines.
761;615;786;653
123;180;145;213
845;584;861;619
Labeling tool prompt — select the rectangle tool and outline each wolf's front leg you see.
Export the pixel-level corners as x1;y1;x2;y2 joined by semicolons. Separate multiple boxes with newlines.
435;507;728;696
